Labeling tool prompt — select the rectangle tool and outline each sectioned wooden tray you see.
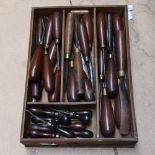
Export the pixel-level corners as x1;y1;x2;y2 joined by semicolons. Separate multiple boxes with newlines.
20;5;138;147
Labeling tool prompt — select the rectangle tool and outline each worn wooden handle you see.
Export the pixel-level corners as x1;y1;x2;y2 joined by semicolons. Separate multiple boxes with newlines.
97;12;107;48
113;14;124;31
100;89;115;137
82;14;93;49
53;12;62;43
83;72;95;101
30;77;43;101
106;55;118;97
67;63;80;102
48;68;61;102
42;53;54;93
49;41;57;66
115;30;126;77
65;13;74;59
45;15;53;47
74;48;85;96
36;16;43;45
29;45;43;80
77;20;89;61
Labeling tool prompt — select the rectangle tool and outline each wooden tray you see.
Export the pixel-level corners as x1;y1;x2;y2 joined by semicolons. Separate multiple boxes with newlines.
20;5;138;147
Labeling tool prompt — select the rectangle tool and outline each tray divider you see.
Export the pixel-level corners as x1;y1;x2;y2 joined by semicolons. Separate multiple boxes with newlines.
60;9;65;102
124;6;138;138
93;8;100;138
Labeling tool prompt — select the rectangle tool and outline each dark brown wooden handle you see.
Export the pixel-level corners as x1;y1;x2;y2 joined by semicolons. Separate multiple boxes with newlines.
77;20;89;61
100;90;115;137
73;130;93;138
49;41;57;66
74;15;80;47
59;122;85;131
113;14;124;31
48;68;61;102
74;48;85;96
118;78;131;136
83;72;95;101
27;130;55;138
65;13;74;59
114;92;121;128
82;14;93;49
53;12;62;43
106;55;118;97
67;63;80;102
29;45;43;80
31;77;43;102
29;124;51;133
29;108;55;117
42;53;54;93
36;16;42;45
115;31;126;77
55;126;76;138
97;12;107;48
45;15;53;47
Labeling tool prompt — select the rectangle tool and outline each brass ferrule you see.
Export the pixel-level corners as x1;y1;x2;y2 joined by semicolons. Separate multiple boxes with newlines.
65;53;70;59
109;54;112;58
45;44;48;49
55;112;59;117
100;75;103;80
55;134;60;138
101;44;105;48
75;47;80;53
44;49;48;55
85;56;89;61
103;88;107;96
56;39;60;44
47;122;52;126
89;44;92;48
118;70;125;77
70;60;74;67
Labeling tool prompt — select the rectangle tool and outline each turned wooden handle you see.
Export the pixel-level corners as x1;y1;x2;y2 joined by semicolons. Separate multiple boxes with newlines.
59;122;85;131
36;16;43;45
29;45;43;80
45;15;53;47
42;53;54;93
83;72;95;101
97;12;107;48
100;89;115;137
118;78;131;136
74;48;85;96
77;20;89;61
113;14;124;31
82;14;93;49
53;11;62;43
27;130;55;138
29;108;55;117
65;13;74;59
48;41;57;66
31;76;43;101
48;68;61;102
106;55;118;97
115;31;126;77
67;63;80;102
